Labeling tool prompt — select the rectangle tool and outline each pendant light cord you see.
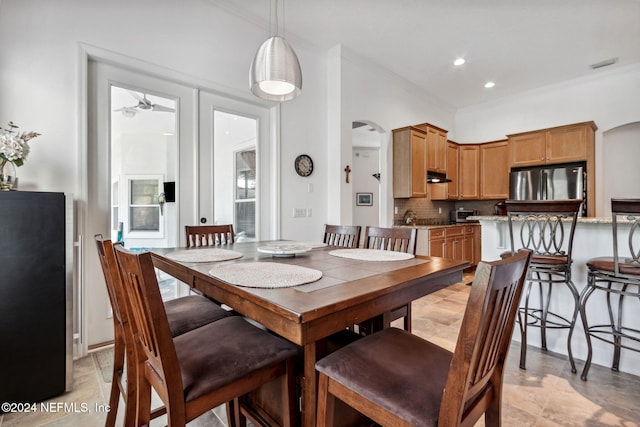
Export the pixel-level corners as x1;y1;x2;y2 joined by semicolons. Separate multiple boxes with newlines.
273;0;279;37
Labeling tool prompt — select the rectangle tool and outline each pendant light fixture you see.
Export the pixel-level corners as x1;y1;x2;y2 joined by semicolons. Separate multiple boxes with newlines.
249;0;302;102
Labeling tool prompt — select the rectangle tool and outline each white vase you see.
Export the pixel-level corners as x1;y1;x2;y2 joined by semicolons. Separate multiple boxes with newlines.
0;159;17;191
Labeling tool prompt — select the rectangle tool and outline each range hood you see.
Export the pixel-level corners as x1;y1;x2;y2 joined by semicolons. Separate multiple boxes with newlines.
426;171;452;183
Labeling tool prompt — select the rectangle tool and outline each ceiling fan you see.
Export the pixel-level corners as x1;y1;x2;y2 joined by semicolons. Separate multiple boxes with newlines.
113;90;175;117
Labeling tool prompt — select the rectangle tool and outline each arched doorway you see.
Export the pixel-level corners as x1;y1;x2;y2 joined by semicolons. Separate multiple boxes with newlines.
352;121;384;228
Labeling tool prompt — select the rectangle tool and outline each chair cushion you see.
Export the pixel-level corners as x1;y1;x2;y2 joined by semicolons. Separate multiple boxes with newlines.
315;327;452;427
165;295;232;337
174;316;299;403
587;257;640;276
530;254;569;266
500;250;568;266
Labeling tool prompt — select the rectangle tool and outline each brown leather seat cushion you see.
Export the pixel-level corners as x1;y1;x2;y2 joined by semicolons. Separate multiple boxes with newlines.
165;295;232;337
315;327;452;427
174;316;299;403
587;257;640;276
531;254;569;266
500;251;568;266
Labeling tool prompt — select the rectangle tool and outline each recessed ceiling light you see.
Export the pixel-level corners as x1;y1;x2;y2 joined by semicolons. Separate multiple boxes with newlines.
484;81;495;88
453;58;466;66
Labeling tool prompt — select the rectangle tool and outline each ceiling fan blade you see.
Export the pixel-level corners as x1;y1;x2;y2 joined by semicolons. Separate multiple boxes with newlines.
127;90;144;102
151;104;175;113
112;105;138;112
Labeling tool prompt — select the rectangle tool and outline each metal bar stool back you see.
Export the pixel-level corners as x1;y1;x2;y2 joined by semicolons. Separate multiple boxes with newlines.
505;199;583;372
580;199;640;380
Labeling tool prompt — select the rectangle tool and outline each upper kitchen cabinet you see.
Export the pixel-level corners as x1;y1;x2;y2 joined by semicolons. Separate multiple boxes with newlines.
508;121;597;167
479;140;510;199
431;140;459;201
393;126;427;198
415;123;448;174
446;141;459;199
459;144;480;199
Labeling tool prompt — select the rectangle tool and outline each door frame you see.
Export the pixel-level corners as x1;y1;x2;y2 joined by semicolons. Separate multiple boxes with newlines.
199;91;277;242
77;44;280;356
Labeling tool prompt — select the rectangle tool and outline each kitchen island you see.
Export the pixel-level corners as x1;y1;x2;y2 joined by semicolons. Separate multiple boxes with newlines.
473;215;640;377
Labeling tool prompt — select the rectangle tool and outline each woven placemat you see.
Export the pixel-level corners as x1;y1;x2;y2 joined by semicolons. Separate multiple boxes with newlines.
328;248;415;261
209;262;323;288
166;248;243;263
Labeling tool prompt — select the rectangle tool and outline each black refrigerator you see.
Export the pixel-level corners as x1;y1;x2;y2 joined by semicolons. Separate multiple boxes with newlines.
0;191;73;403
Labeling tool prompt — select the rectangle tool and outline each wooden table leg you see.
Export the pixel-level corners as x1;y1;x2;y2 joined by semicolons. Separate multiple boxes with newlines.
302;342;317;427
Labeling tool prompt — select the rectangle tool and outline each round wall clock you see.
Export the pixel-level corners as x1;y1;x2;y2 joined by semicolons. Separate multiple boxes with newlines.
294;154;314;177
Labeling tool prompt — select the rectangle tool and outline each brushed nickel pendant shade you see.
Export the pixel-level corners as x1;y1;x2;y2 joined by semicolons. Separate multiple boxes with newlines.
249;0;302;102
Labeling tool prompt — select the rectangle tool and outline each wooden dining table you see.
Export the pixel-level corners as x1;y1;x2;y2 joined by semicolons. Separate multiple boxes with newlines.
150;241;468;427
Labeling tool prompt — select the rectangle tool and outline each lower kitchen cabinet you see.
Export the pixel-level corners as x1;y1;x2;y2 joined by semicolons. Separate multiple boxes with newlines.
417;225;480;267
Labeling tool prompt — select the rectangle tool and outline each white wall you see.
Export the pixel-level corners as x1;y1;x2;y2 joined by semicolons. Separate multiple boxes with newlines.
339;48;456;226
601;122;640;215
455;64;640;215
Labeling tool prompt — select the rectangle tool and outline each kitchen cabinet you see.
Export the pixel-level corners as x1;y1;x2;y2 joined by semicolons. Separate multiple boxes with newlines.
393;126;427;198
479;140;510;199
446;141;459;199
458;144;480;199
426;224;480;266
508;121;596;167
430;140;457;201
415;123;448;174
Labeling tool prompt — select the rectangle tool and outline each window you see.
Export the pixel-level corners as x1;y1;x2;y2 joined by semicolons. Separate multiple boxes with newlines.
129;179;160;231
121;174;164;239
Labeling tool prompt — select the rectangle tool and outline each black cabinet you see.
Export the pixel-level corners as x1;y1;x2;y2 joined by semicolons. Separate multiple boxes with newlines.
0;191;70;403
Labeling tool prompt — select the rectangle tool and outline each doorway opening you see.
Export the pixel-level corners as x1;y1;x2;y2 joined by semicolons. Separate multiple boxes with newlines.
213;110;257;241
110;85;179;300
352;121;383;228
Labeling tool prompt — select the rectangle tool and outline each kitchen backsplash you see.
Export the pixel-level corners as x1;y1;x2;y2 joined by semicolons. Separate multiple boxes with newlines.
393;198;501;224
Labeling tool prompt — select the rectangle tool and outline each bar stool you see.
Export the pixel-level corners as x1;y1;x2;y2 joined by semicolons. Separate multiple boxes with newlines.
579;199;640;380
505;199;582;372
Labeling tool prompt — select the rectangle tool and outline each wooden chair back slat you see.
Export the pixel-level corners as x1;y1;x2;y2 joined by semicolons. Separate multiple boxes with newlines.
363;226;417;254
323;224;362;248
185;224;234;248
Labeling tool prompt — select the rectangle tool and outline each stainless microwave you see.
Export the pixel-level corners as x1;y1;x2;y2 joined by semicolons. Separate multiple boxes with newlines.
450;209;477;223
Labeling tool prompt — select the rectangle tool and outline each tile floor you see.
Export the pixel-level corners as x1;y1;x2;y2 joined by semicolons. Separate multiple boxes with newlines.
2;276;640;426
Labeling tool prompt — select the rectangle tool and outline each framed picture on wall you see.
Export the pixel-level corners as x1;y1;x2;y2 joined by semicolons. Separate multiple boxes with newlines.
356;192;373;206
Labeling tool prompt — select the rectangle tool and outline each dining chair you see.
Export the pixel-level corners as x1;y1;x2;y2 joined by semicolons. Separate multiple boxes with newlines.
315;249;533;427
504;199;582;372
185;224;234;247
358;226;418;334
322;224;362;248
113;244;299;427
579;199;640;380
94;235;232;427
363;225;417;254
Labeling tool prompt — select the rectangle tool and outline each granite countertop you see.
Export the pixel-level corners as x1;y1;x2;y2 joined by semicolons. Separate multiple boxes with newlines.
395;222;480;229
470;215;615;224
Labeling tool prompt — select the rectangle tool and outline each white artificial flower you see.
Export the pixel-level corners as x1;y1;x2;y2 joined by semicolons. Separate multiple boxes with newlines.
0;132;29;162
